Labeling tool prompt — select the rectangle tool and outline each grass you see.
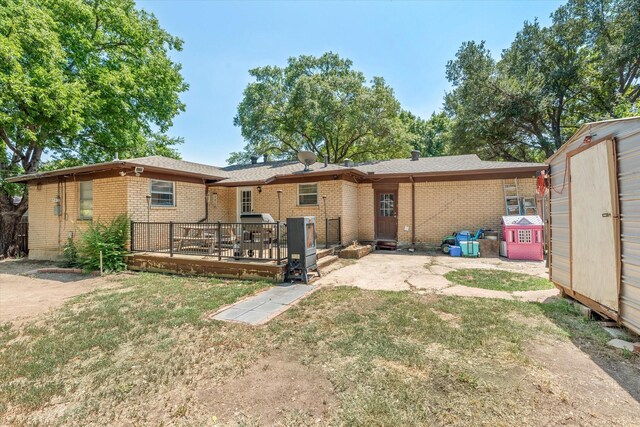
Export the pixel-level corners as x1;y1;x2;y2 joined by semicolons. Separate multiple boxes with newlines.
0;272;632;426
445;268;555;291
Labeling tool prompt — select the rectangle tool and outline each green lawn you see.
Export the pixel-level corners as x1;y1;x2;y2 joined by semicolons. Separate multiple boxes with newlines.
0;272;627;426
445;268;555;292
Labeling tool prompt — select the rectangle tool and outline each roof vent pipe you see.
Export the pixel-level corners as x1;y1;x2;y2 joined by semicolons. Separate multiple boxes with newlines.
113;152;119;161
324;154;329;167
344;158;352;167
250;155;259;165
411;150;420;161
263;154;268;163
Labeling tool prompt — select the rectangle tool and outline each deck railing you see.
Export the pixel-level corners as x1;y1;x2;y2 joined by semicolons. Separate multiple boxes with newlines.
130;221;288;262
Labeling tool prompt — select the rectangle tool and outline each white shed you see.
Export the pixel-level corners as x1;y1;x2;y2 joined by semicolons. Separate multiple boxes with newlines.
547;116;640;335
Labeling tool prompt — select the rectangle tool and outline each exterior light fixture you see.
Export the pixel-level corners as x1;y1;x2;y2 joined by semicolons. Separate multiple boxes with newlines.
257;186;262;193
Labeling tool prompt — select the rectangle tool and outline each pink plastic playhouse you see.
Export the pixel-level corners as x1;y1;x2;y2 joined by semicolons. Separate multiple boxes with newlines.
500;215;544;261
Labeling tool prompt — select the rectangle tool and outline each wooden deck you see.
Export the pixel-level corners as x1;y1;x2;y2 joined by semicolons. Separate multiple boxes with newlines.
129;252;286;281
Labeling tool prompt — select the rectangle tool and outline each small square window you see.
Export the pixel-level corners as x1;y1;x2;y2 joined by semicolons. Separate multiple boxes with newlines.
518;229;532;244
150;180;175;207
298;183;318;206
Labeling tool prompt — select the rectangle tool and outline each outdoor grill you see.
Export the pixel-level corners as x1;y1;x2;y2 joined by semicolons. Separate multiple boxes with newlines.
239;213;276;258
285;216;318;283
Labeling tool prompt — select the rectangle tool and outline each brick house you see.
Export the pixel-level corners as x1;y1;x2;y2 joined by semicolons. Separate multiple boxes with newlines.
7;152;545;260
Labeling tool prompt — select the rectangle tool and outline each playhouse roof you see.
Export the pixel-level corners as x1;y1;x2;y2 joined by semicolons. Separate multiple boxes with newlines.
501;215;543;226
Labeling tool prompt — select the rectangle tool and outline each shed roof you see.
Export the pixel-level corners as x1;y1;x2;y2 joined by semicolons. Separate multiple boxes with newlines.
547;116;640;163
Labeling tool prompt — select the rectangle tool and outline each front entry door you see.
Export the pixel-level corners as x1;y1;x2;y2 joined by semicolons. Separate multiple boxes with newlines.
375;188;398;240
569;139;619;311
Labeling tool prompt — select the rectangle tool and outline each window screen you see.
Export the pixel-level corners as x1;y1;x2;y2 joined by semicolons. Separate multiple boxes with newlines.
79;181;93;220
298;183;318;206
150;180;175;207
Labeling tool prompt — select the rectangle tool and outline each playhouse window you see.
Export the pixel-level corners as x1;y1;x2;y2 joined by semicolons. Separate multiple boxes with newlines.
518;229;532;244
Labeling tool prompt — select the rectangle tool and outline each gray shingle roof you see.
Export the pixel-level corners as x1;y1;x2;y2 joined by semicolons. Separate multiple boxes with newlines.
220;160;349;183
353;154;544;175
126;156;227;178
6;154;545;184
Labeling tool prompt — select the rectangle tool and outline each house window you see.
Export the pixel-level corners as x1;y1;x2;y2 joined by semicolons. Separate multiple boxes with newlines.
298;183;318;206
518;229;532;244
79;181;93;220
240;189;252;214
150;180;175;207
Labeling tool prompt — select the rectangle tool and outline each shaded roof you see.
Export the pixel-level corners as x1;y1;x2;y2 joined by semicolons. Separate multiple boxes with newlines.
353;154;543;176
219;160;355;184
6;153;546;184
5;155;228;183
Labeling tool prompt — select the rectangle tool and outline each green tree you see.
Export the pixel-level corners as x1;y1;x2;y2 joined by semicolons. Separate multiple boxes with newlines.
230;52;412;164
444;0;639;162
400;111;450;157
0;0;187;256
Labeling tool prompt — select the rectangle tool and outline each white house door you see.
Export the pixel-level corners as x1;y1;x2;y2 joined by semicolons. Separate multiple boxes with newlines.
237;187;253;220
569;139;619;311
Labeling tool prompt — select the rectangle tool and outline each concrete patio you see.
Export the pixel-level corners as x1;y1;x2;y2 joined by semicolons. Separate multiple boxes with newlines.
316;251;557;302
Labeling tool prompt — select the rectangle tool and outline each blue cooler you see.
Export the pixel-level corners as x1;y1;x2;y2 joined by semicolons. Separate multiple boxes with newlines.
450;245;462;257
459;241;480;257
456;231;472;246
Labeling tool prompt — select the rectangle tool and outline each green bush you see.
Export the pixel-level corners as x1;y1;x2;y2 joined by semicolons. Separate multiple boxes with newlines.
62;237;80;268
78;214;130;273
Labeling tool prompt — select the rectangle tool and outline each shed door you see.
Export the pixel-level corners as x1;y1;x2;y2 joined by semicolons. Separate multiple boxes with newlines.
570;140;618;311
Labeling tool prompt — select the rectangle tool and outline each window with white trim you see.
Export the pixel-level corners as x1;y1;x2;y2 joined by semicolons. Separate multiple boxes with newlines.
298;183;318;206
79;181;93;220
240;189;252;214
150;180;175;207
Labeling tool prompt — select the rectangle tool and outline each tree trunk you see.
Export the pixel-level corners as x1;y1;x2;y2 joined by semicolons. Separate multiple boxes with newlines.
0;192;28;259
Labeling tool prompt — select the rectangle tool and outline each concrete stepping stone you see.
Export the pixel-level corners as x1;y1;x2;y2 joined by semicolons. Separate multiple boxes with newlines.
212;283;315;325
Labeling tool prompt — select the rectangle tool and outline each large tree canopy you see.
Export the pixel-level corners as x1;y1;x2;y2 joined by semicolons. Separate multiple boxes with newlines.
444;0;639;162
229;52;412;164
0;0;187;256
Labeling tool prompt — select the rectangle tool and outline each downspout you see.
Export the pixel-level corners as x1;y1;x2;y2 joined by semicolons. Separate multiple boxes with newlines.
199;180;210;223
410;176;416;249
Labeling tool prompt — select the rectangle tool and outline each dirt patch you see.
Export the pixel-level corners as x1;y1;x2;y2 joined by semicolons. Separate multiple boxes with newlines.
526;339;640;426
432;309;461;328
0;260;114;324
197;351;336;425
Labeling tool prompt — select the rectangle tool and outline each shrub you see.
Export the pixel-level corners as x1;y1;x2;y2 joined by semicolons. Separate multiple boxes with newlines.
62;237;80;268
78;214;130;273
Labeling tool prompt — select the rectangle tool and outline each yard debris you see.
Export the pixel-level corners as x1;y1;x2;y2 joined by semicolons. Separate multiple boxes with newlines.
634;343;640;354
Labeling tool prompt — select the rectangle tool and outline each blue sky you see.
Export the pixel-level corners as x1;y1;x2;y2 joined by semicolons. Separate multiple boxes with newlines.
137;0;564;165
